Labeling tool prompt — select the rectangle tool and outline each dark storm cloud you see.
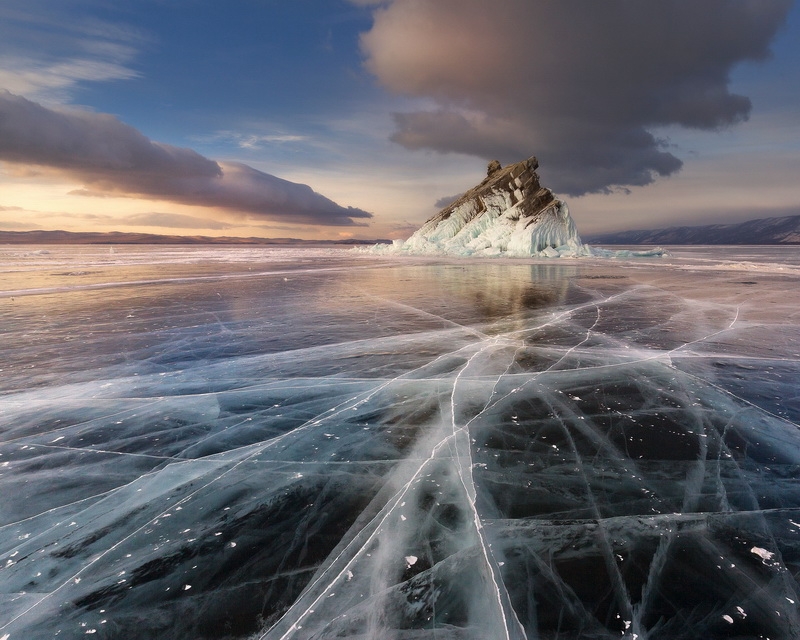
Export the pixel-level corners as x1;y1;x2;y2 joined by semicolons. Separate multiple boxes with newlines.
0;90;372;226
359;0;792;195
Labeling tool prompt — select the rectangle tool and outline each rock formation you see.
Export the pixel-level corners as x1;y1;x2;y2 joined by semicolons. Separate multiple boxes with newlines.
383;157;586;257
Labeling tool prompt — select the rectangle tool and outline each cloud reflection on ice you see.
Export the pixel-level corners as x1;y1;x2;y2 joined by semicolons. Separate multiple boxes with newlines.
1;245;799;639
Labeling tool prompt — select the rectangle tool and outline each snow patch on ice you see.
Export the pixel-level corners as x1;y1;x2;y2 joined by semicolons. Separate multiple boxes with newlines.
750;546;775;562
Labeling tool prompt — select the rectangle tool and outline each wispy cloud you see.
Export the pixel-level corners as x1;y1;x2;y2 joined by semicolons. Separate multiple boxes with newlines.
32;211;233;231
358;0;793;196
119;212;236;230
0;3;145;102
237;135;307;149
0;219;42;230
0;91;373;226
0;56;139;102
204;130;310;150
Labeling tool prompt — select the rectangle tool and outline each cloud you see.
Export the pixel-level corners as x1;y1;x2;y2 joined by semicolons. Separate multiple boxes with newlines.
387;224;420;239
433;193;462;209
0;3;144;102
0;91;372;226
119;213;236;230
209;131;310;150
20;210;234;231
0;56;139;102
0;220;42;230
359;0;792;195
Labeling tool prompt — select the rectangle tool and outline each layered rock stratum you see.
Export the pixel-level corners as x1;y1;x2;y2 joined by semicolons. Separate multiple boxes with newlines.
377;157;586;257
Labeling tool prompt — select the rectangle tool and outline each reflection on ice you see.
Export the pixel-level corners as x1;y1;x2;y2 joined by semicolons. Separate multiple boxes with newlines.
1;245;799;639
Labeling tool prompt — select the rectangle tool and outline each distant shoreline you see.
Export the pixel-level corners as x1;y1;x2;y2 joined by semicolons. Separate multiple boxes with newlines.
0;230;391;246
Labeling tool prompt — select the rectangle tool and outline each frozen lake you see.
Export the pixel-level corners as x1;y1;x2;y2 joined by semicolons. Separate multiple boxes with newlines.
1;245;799;639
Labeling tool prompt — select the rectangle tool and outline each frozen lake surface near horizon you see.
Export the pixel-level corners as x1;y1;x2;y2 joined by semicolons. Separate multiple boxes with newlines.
1;244;800;639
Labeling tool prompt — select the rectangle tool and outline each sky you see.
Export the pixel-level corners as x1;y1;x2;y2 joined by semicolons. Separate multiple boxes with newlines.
1;0;799;240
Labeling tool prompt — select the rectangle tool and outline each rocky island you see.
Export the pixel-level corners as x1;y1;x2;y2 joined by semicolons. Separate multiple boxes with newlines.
377;157;587;257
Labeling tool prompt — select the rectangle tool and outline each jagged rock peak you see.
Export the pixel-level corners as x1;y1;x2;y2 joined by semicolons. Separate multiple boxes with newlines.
418;155;558;234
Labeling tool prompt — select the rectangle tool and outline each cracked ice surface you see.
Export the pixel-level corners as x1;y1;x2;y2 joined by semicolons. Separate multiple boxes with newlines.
1;245;800;640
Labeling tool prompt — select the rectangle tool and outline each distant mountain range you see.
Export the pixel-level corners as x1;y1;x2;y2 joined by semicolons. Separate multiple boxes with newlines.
0;230;389;246
586;214;800;245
